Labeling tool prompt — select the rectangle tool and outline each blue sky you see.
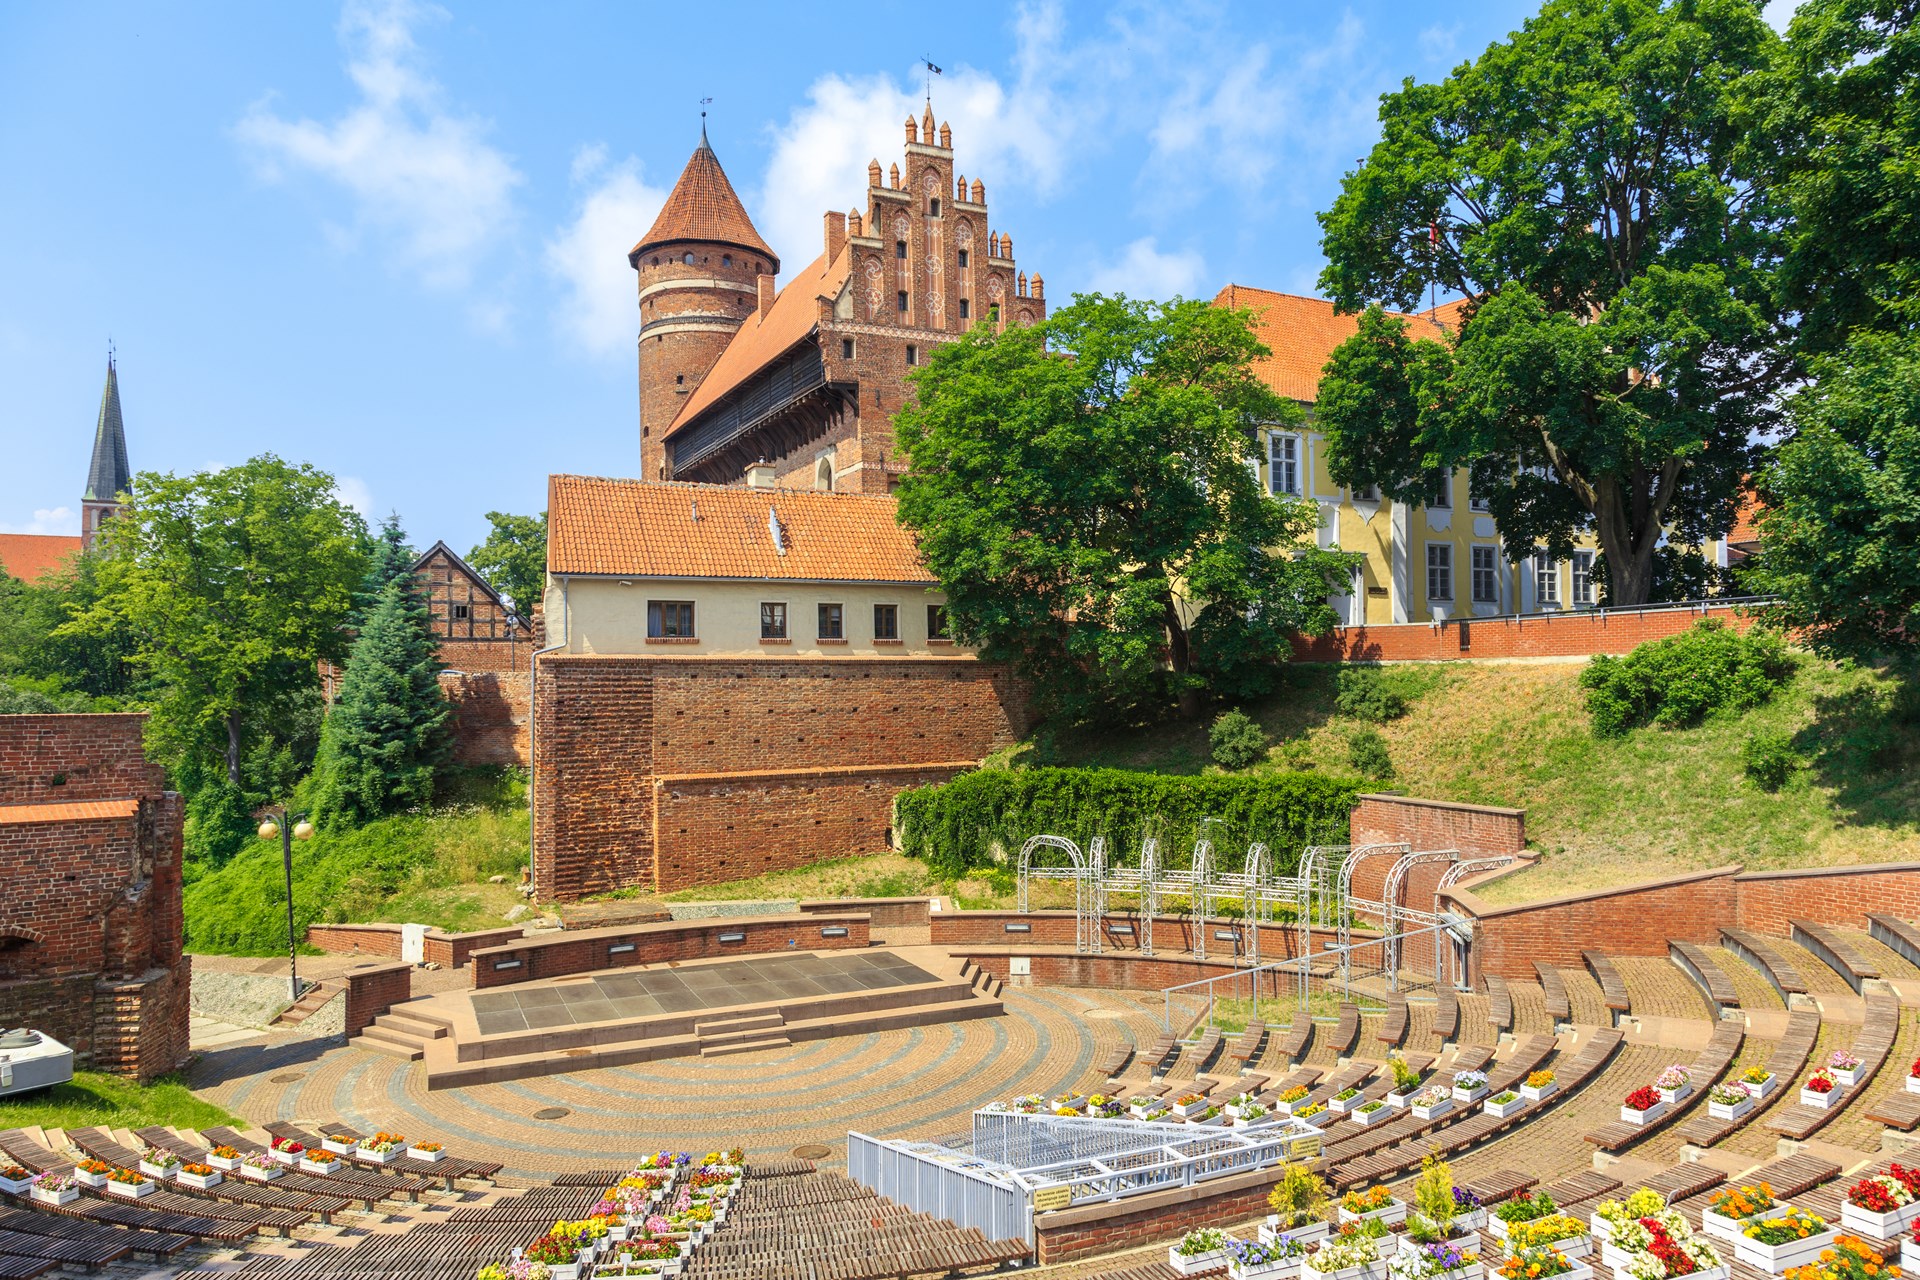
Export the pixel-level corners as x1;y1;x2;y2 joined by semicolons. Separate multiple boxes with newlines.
1;0;1659;551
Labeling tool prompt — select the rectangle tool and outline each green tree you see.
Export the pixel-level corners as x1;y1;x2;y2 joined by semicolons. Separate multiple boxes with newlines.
895;294;1357;723
467;510;547;617
1314;0;1786;605
354;511;415;625
1747;336;1920;657
0;556;138;700
66;455;368;790
309;576;452;828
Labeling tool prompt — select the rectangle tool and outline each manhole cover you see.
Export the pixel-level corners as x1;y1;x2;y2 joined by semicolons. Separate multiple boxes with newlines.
269;1073;304;1084
533;1106;570;1120
791;1144;833;1160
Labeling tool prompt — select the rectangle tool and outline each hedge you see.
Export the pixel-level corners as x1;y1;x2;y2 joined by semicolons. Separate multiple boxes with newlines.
895;767;1363;878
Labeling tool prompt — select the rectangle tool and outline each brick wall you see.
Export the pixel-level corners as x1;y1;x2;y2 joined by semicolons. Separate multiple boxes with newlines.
342;962;413;1037
964;949;1310;997
305;922;526;967
533;654;1026;900
1292;601;1758;663
1350;795;1527;858
468;913;871;988
935;911;1359;966
1733;864;1920;933
1452;867;1742;981
797;897;933;930
0;714;164;804
1035;1161;1319;1264
439;671;529;767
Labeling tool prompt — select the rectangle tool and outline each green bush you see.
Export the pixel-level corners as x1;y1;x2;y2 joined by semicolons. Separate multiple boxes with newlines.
1742;731;1800;791
1209;709;1271;770
1335;668;1410;722
894;767;1362;878
1345;728;1395;780
1578;620;1795;737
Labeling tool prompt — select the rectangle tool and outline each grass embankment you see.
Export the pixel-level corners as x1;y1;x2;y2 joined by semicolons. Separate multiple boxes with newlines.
0;1072;239;1135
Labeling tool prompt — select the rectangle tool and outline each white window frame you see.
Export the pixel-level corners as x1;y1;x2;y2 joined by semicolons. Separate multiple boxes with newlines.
1426;543;1453;601
1429;469;1451;510
1470;545;1500;604
1268;432;1301;496
1572;550;1595;606
1534;552;1560;606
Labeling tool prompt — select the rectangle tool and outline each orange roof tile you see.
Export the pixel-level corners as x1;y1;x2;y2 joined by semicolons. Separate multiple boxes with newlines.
547;475;933;584
0;533;82;583
630;139;777;268
1212;285;1459;404
666;247;853;436
0;798;140;826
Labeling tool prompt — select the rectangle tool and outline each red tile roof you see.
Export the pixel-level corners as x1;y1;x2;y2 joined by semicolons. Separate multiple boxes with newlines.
0;798;140;826
0;533;82;583
1212;285;1460;403
547;475;933;583
666;247;853;436
630;141;777;267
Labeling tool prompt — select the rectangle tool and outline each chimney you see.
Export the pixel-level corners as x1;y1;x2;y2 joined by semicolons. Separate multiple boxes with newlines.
757;273;776;317
745;459;777;489
824;210;848;260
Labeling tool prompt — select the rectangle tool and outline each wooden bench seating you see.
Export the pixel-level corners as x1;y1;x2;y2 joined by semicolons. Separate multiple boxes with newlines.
1271;1017;1312;1064
1584;951;1631;1014
1541;1170;1622;1205
258;1124;436;1199
1535;963;1570;1022
1864;1092;1920;1132
1676;1007;1819;1146
1378;994;1408;1047
1483;975;1512;1032
1093;1042;1133;1080
0;1207;191;1261
0;1133;68;1177
1187;1025;1223;1072
1585;1018;1743;1150
1768;991;1901;1139
0;1258;54;1279
1226;1021;1265;1070
0;1224;134;1270
1465;1170;1539;1204
1433;985;1459;1041
313;1121;501;1182
1792;919;1880;992
1669;940;1740;1014
1721;927;1809;1000
67;1128;330;1230
1140;1033;1177;1076
1867;914;1920;969
1328;1003;1360;1058
1447;1044;1495;1074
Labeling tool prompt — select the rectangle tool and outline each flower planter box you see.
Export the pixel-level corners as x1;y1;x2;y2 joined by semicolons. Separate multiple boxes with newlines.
298;1158;334;1176
545;1264;580;1280
1800;1087;1837;1110
207;1154;239;1172
1339;1202;1408;1229
1172;1097;1211;1119
136;1161;176;1181
179;1170;222;1191
1708;1095;1754;1122
1521;1235;1591;1260
1839;1201;1920;1239
240;1163;283;1182
0;1173;33;1195
1262;1219;1332;1246
1413;1097;1454;1122
1906;1074;1920;1096
1300;1257;1389;1280
1657;1083;1692;1106
106;1180;155;1200
1274;1098;1310;1117
1735;1228;1838;1274
1686;1267;1732;1280
1901;1237;1920;1271
1452;1085;1490;1104
1329;1093;1365;1115
1130;1104;1165;1120
1484;1095;1526;1119
358;1147;396;1164
1055;1094;1087;1110
1489;1217;1513;1241
1350;1106;1391;1127
1194;1112;1229;1127
1231;1256;1305;1280
1385;1089;1416;1110
1704;1205;1784;1242
1455;1209;1489;1233
1620;1100;1667;1126
73;1169;107;1189
1599;1240;1635;1272
1745;1073;1778;1099
1832;1067;1862;1089
1168;1247;1230;1275
30;1185;79;1206
268;1148;299;1166
1521;1082;1557;1103
321;1138;358;1156
408;1145;445;1162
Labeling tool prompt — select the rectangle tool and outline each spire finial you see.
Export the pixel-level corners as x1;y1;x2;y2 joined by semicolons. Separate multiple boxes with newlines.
921;55;942;104
698;97;712;147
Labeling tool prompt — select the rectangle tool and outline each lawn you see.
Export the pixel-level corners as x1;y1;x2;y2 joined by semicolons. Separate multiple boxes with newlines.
0;1072;238;1136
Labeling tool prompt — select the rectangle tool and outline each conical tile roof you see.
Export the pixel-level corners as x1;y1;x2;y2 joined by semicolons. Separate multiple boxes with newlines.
630;131;778;269
84;357;131;502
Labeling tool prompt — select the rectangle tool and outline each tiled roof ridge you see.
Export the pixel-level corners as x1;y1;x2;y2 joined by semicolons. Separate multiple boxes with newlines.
548;472;900;501
1216;281;1462;326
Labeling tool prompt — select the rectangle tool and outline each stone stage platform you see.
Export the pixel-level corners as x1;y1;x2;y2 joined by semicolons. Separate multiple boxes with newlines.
359;946;1005;1089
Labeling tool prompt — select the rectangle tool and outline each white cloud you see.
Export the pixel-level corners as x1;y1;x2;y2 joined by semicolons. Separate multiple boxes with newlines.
0;507;78;537
1419;23;1462;65
334;475;374;516
544;146;667;359
1087;237;1206;299
235;0;523;290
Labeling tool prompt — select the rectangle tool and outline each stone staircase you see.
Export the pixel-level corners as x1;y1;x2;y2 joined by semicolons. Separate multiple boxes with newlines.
273;979;344;1028
352;1005;451;1061
959;959;1004;999
696;1012;790;1057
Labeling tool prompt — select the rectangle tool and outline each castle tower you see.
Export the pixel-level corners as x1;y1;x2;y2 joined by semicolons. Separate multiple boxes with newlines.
81;353;131;550
629;123;779;482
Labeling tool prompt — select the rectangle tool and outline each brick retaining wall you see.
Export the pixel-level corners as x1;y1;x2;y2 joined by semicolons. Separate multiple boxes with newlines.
1350;794;1526;858
797;897;933;930
1733;863;1920;933
933;910;1368;962
467;913;872;988
304;922;527;968
1291;600;1757;663
342;962;413;1037
1035;1160;1323;1263
439;670;529;768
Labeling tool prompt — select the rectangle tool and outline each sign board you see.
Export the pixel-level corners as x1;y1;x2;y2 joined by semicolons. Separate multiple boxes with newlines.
1289;1134;1324;1161
1032;1183;1073;1212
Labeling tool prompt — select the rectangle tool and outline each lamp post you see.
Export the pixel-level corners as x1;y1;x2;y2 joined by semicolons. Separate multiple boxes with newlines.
258;810;316;1003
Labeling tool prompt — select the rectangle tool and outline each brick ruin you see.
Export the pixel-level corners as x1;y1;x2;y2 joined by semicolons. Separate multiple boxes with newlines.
0;713;191;1079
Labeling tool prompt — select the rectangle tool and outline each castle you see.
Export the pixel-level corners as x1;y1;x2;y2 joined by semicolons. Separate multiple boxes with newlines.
632;105;1047;493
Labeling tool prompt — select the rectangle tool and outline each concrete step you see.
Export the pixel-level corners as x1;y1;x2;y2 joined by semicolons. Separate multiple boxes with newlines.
274;980;343;1027
353;1032;424;1061
699;1036;791;1058
698;1024;793;1049
356;1023;429;1057
377;1011;448;1040
694;1012;785;1038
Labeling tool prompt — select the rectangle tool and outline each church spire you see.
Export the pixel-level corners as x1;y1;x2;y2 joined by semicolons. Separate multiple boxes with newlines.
81;352;131;549
628;126;778;270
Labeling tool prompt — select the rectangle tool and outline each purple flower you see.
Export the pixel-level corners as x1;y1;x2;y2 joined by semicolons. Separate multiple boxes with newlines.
1453;1187;1482;1209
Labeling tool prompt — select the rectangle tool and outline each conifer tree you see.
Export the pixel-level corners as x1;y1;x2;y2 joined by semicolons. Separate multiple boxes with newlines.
353;511;415;627
311;575;451;828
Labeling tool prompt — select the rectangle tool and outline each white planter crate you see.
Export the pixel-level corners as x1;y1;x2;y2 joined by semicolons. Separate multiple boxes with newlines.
1832;1066;1862;1089
1169;1247;1230;1275
1840;1200;1920;1239
0;1172;32;1195
546;1264;580;1280
1902;1237;1920;1271
359;1147;394;1164
1657;1082;1692;1106
1734;1227;1838;1274
1386;1089;1417;1110
1261;1219;1331;1246
321;1137;358;1155
1708;1095;1754;1122
1484;1095;1526;1119
1413;1097;1454;1122
1703;1204;1784;1242
240;1162;283;1181
1330;1092;1365;1115
1453;1084;1490;1104
408;1145;445;1162
1906;1074;1920;1095
1800;1087;1837;1110
1350;1106;1391;1127
137;1160;176;1181
31;1185;78;1206
1619;1100;1666;1125
106;1179;155;1199
179;1170;222;1191
1455;1208;1489;1233
73;1168;107;1188
1300;1258;1388;1280
1489;1217;1512;1241
1688;1267;1733;1280
207;1153;239;1171
1231;1255;1306;1280
1521;1081;1557;1103
269;1147;299;1165
1172;1096;1211;1119
1746;1073;1778;1099
1339;1202;1408;1229
298;1157;334;1176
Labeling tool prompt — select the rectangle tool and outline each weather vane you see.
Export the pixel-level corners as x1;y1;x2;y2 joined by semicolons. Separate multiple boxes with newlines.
921;56;941;103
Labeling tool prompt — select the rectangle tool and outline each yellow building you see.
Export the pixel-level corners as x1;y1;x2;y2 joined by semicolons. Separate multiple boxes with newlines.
1217;285;1737;625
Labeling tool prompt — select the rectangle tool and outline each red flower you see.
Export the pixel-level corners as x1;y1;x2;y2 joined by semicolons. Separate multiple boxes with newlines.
1642;1219;1698;1277
1624;1086;1662;1111
1891;1163;1920;1196
1847;1178;1899;1213
1910;1056;1920;1080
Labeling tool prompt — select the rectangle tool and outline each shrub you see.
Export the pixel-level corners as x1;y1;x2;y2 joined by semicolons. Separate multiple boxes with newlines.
1209;709;1271;770
1742;731;1800;790
1578;620;1795;737
1335;668;1410;722
893;767;1361;878
1346;728;1395;780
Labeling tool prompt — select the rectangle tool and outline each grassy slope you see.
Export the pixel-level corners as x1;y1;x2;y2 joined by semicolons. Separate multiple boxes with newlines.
1000;657;1919;904
0;1072;239;1135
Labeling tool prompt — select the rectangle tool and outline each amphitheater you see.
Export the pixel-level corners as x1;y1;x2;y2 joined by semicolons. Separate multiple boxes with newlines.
3;844;1920;1280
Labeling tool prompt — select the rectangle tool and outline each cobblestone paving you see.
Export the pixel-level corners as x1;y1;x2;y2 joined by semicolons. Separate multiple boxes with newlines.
1838;927;1920;981
1449;1042;1669;1186
1614;956;1715;1021
1702;945;1787;1011
1767;936;1861;995
189;985;1161;1176
1511;980;1554;1036
1562;969;1611;1027
1823;1006;1919;1153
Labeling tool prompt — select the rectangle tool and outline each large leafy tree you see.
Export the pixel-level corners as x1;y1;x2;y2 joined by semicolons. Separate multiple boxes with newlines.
1314;0;1786;605
467;510;547;617
895;294;1358;724
310;575;452;828
68;455;368;790
0;554;137;700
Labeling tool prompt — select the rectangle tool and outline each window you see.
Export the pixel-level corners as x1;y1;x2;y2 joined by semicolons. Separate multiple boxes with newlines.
818;603;844;640
452;603;470;621
647;600;695;638
959;298;970;319
1354;484;1381;503
675;374;684;385
929;198;940;217
927;605;950;640
989;303;1000;322
1469;476;1491;512
1268;433;1300;496
842;338;855;359
906;345;917;366
896;240;908;259
1534;552;1560;605
1426;543;1453;601
873;603;899;640
722;254;732;267
1572;550;1595;605
1429;469;1451;509
682;252;694;265
1471;545;1500;603
760;602;787;639
897;291;909;312
957;248;969;268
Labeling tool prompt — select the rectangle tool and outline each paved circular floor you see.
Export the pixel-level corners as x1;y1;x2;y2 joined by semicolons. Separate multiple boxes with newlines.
188;984;1163;1177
